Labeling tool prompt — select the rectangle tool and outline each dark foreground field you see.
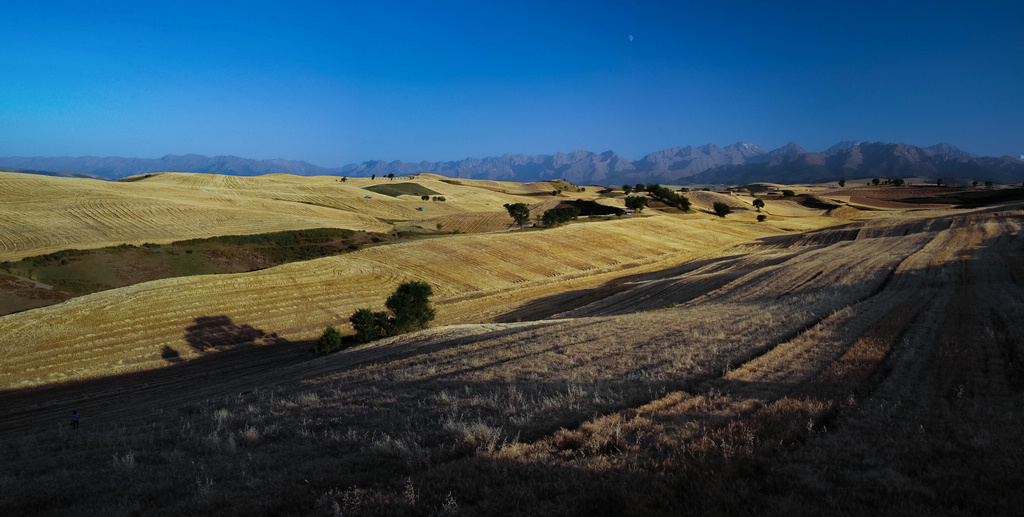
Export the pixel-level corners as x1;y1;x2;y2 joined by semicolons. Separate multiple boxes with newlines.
2;204;1023;516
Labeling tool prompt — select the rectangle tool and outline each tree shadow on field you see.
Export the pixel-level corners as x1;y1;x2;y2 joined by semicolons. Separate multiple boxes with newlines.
183;315;281;353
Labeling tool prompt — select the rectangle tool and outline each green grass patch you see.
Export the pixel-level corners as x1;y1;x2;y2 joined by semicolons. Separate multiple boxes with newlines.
0;228;387;306
364;182;442;198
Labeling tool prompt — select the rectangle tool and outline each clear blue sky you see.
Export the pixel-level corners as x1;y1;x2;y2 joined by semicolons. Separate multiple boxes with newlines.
2;1;1022;165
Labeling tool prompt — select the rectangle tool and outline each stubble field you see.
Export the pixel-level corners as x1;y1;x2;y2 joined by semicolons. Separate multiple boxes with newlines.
1;171;1021;515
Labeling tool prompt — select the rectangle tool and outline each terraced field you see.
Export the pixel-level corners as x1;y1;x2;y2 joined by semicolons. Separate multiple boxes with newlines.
2;172;1022;515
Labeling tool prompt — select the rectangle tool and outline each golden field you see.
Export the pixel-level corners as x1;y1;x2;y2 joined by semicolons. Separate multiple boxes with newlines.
1;171;1022;515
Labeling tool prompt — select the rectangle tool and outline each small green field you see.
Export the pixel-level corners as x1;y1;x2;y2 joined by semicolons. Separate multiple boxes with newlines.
0;228;391;315
363;182;442;197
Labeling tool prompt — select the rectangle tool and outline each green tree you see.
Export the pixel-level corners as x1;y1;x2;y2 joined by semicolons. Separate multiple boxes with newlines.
503;202;531;228
387;173;395;180
371;174;376;180
622;184;632;194
634;183;645;193
624;196;648;212
872;178;880;185
972;180;979;187
350;281;436;343
421;195;430;201
757;214;767;222
712;201;731;218
985;180;993;188
782;189;796;197
313;326;343;355
752;198;765;212
350;308;390;343
386;281;435;334
838;179;846;187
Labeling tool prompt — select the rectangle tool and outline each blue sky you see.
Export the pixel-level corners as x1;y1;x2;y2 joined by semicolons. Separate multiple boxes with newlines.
2;1;1022;165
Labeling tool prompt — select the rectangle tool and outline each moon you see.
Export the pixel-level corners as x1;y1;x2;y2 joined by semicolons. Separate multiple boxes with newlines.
628;34;634;41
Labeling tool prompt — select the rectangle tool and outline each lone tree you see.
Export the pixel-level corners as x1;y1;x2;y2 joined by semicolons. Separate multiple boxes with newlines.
503;202;531;228
713;201;731;218
386;281;435;334
752;198;765;212
622;184;632;194
350;281;436;343
625;195;648;212
838;179;846;187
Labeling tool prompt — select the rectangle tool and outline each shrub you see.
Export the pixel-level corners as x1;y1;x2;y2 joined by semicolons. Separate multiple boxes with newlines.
782;189;796;197
757;214;767;222
314;326;344;354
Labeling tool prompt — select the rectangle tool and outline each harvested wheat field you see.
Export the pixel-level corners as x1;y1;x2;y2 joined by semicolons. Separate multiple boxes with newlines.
1;173;1022;516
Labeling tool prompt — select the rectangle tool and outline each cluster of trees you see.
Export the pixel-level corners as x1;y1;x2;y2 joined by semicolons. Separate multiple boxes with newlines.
542;206;580;226
645;184;691;211
871;178;905;186
314;281;436;354
421;195;447;201
621;183;691;211
625;196;648;212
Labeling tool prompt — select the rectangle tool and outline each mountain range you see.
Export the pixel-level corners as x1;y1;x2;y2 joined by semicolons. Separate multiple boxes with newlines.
3;142;1023;185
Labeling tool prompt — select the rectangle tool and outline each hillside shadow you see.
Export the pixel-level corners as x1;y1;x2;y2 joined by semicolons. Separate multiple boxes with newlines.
494;253;745;322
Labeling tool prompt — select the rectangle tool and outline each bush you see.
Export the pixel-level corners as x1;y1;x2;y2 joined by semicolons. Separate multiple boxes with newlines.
314;326;344;354
757;214;767;222
782;190;796;197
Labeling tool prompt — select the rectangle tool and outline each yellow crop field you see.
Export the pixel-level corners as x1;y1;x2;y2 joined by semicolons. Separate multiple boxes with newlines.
2;172;1022;515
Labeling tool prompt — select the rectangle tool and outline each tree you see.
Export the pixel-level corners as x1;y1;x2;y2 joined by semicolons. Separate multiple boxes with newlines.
624;196;648;212
340;176;347;182
350;281;436;343
972;181;979;187
634;183;645;193
313;326;343;355
985;180;993;188
371;174;376;181
421;195;430;201
622;184;632;194
712;202;731;218
872;178;880;185
504;203;531;228
387;173;395;180
752;198;765;212
838;179;846;187
936;178;943;187
386;281;435;334
782;189;796;197
757;214;767;222
350;308;390;343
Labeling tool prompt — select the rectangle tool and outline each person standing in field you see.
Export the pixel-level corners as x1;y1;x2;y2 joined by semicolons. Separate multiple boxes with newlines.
71;410;79;430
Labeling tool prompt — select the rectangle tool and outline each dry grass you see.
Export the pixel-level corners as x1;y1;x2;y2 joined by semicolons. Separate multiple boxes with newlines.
2;173;1023;515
